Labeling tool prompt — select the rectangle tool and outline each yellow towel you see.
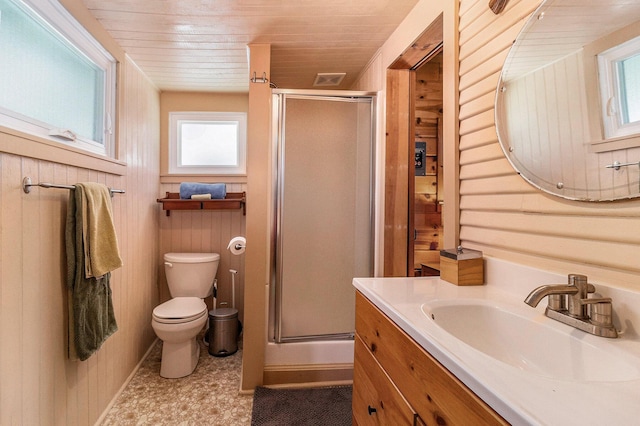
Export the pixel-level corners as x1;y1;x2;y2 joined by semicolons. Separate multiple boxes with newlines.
77;182;123;278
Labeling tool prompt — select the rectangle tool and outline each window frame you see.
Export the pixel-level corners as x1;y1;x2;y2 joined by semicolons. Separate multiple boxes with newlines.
168;111;247;176
597;35;640;140
0;0;117;157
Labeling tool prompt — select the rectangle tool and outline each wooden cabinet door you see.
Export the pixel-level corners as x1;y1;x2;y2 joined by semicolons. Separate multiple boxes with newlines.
353;336;419;425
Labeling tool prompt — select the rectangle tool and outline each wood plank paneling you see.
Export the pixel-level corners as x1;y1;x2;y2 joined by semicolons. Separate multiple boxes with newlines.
414;57;443;270
458;0;640;289
0;55;160;425
461;210;637;244
384;69;412;277
459;126;498;151
459;70;501;106
462;225;640;273
460;143;505;166
389;14;443;70
81;0;421;92
1;153;24;423
158;182;247;321
460;174;537;195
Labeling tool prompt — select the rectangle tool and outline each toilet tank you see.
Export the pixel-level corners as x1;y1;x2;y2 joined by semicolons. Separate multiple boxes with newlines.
164;253;220;298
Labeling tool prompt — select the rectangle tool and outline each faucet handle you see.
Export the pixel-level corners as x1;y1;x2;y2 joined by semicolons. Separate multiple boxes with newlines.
581;297;612;304
580;297;614;328
568;274;595;294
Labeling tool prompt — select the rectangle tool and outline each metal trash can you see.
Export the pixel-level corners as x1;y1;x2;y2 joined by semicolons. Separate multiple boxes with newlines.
208;308;238;357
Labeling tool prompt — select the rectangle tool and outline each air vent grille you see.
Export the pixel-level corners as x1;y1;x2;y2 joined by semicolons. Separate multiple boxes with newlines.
313;73;346;87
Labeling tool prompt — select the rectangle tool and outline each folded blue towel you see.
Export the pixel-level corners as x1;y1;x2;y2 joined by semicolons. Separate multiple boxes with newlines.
179;182;226;200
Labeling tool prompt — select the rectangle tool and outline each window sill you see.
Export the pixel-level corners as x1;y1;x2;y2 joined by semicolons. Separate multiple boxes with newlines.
0;126;126;175
590;134;640;153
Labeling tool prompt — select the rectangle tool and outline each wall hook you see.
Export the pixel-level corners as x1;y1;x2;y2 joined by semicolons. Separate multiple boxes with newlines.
489;0;509;14
250;72;269;84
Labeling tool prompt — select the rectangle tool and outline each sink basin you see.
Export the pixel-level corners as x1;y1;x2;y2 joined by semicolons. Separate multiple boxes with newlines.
421;299;640;382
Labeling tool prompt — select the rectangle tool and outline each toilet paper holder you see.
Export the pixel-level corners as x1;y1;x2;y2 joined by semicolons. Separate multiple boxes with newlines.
227;236;246;255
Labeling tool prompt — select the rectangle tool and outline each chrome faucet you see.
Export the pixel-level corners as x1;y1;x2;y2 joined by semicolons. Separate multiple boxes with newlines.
524;274;618;338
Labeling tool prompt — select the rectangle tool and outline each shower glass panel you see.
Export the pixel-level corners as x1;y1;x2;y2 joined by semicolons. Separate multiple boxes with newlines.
272;90;375;342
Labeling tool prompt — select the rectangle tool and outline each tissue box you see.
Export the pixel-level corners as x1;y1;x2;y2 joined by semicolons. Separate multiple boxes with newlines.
439;247;484;286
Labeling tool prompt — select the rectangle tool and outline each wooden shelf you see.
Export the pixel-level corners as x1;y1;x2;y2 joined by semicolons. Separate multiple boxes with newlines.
157;192;246;216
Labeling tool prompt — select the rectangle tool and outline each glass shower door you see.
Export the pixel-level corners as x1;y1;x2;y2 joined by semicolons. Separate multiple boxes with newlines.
272;91;374;342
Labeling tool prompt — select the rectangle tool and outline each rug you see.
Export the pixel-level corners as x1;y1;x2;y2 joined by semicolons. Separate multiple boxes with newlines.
251;385;352;426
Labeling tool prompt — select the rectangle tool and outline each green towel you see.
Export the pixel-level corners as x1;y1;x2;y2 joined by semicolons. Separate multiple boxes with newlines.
66;185;118;361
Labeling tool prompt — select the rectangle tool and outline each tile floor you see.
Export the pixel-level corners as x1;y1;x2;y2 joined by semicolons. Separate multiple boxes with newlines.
101;333;253;425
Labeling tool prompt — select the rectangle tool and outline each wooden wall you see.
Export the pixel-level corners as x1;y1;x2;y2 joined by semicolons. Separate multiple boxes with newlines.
157;183;247;320
353;0;639;288
414;54;444;270
458;0;640;287
158;91;249;321
241;43;272;391
353;0;459;265
0;55;161;425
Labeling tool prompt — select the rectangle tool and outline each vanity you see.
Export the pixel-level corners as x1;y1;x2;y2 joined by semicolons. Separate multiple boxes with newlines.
352;258;640;425
353;291;507;425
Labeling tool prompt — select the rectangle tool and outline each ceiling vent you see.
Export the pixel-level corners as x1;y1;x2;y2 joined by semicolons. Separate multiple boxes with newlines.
313;73;346;87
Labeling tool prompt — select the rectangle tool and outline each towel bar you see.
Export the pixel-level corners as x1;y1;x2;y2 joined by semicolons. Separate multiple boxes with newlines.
22;176;125;197
605;160;640;170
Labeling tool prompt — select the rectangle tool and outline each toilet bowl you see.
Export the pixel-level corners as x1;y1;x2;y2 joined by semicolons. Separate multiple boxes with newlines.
151;253;219;378
152;297;208;378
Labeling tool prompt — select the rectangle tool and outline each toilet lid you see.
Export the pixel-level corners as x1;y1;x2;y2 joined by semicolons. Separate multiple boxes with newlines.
164;252;220;263
153;297;207;324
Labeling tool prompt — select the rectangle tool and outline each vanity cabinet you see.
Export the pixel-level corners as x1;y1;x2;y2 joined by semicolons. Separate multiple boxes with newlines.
353;292;507;426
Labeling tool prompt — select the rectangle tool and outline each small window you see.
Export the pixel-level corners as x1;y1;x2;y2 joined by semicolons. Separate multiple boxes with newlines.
597;35;640;139
0;0;116;156
169;112;247;175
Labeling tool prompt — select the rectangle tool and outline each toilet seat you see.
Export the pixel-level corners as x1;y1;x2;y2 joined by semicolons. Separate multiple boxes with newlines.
153;297;207;324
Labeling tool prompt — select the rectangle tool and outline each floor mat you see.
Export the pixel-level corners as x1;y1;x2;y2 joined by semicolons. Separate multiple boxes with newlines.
251;385;352;426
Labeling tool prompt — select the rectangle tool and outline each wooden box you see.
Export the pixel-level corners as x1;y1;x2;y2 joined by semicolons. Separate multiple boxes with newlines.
439;248;484;286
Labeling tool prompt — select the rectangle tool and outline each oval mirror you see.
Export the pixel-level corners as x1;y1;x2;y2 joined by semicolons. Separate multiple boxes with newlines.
495;0;640;201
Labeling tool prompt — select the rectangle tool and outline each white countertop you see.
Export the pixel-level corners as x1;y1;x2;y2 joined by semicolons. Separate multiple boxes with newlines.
352;259;640;426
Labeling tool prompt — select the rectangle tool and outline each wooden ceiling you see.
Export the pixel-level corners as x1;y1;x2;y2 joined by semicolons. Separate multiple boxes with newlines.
81;0;420;92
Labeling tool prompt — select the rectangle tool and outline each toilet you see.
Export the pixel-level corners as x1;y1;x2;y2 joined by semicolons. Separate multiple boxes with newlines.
152;252;220;378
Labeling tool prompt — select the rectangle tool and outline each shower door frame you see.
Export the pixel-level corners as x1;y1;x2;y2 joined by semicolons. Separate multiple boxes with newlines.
269;89;377;343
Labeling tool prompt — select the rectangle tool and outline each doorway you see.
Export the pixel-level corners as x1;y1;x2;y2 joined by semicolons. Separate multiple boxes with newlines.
384;14;444;277
412;51;444;276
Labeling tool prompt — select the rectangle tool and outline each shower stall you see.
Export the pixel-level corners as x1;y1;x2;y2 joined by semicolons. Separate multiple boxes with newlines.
270;90;376;345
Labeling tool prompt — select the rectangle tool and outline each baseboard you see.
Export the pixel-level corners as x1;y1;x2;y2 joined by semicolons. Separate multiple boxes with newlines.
94;338;158;426
263;363;353;387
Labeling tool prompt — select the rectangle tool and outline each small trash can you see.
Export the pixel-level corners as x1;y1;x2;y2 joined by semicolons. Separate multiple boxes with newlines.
208;308;238;357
